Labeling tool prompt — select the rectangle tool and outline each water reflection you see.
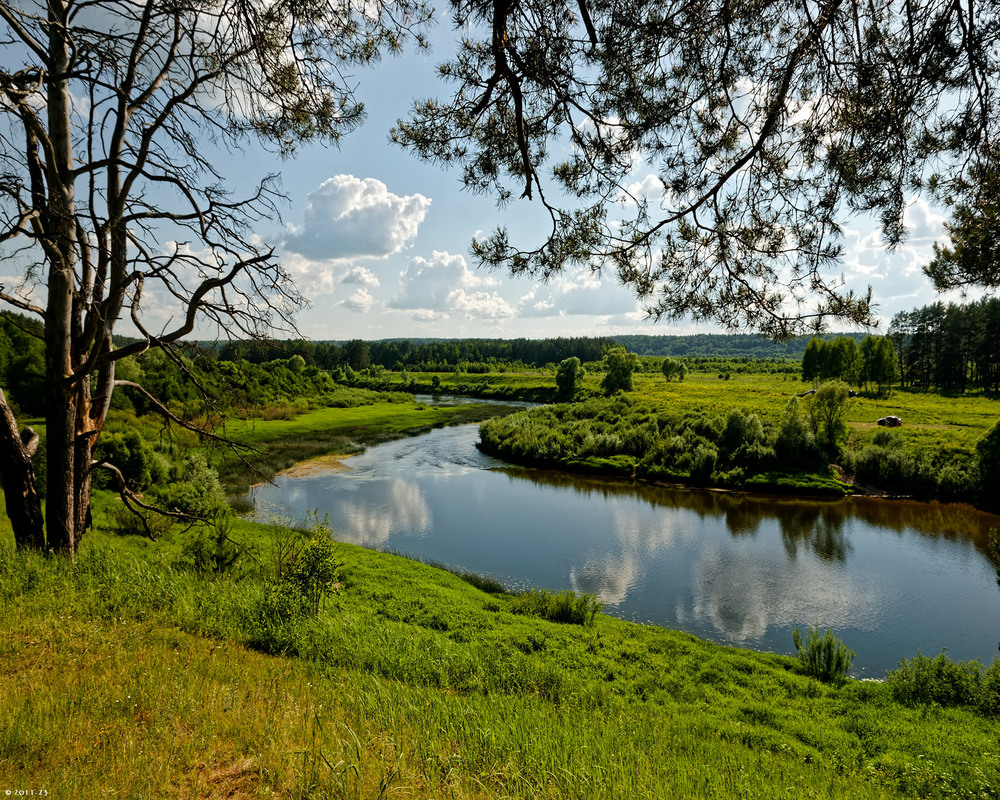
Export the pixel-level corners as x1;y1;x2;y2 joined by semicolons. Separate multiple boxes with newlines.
259;474;432;547
497;466;996;561
777;508;850;563
253;422;1000;674
571;552;641;606
336;479;432;546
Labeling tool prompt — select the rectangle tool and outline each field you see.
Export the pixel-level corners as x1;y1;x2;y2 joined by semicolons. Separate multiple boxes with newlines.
213;396;518;498
368;367;1000;460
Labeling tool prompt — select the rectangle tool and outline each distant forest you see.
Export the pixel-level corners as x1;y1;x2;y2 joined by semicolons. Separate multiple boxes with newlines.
216;333;845;372
2;299;998;420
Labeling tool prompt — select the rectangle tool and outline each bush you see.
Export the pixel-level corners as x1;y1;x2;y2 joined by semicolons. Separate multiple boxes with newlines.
690;442;718;484
792;625;854;683
555;356;584;399
887;651;1000;715
93;429;162;490
104;501;174;539
152;453;228;518
270;517;343;616
722;408;764;454
774;397;820;468
180;515;241;575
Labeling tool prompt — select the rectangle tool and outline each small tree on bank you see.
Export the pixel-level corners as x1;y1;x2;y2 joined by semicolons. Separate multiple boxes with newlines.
809;381;851;458
555;356;584;399
0;0;429;557
601;347;641;394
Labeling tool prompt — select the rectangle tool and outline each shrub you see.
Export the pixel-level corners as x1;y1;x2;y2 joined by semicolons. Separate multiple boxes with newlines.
936;464;971;503
93;429;160;490
180;515;241;575
774;397;820;468
689;442;718;484
555;356;584;399
792;625;854;683
722;408;764;453
887;651;1000;714
270;516;343;616
152;453;228;518
104;501;174;539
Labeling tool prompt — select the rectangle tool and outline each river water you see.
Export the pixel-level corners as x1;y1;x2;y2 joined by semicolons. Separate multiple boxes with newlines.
252;409;1000;677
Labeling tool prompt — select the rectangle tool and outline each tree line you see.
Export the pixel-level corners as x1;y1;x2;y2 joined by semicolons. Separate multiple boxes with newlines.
610;334;861;359
218;336;618;372
219;334;870;371
801;336;899;396
889;299;1000;393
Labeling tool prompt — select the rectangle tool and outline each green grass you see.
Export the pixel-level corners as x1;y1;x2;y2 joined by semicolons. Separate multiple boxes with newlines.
471;369;998;500
2;502;999;798
3;371;1000;796
363;368;1000;463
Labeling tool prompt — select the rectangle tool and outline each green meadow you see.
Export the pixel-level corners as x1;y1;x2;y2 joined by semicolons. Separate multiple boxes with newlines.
214;396;516;499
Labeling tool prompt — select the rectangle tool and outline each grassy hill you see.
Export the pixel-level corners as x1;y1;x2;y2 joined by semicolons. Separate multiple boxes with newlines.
2;504;998;798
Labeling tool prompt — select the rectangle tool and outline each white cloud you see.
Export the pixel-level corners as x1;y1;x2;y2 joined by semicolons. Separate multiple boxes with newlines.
283;174;430;261
340;287;375;313
517;268;641;318
450;289;514;319
279;248;336;295
340;265;380;287
839;198;953;322
618;173;676;208
390;250;510;320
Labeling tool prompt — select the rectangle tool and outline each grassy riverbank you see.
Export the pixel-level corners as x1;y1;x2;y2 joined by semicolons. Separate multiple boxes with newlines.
464;371;999;502
3;510;1000;798
213;395;516;499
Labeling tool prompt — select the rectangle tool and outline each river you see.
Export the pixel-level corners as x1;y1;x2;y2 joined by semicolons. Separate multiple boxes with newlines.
251;404;1000;677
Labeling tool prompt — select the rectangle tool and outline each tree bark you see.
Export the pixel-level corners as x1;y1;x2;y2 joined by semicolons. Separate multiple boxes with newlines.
0;390;44;549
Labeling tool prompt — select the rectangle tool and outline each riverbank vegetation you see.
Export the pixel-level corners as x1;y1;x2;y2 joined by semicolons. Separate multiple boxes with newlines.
476;368;999;505
2;510;999;798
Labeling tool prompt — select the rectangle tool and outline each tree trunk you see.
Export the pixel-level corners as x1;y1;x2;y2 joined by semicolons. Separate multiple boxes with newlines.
0;390;45;550
43;0;80;557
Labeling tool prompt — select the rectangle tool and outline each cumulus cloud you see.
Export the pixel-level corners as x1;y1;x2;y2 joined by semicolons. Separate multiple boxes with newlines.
283;174;430;261
839;197;951;318
618;173;678;208
340;265;380;287
390;250;512;320
340;287;375;313
450;289;514;319
279;248;336;295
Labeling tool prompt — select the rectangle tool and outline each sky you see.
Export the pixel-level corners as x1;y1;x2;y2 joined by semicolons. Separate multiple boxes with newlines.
1;14;977;344
236;21;975;343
